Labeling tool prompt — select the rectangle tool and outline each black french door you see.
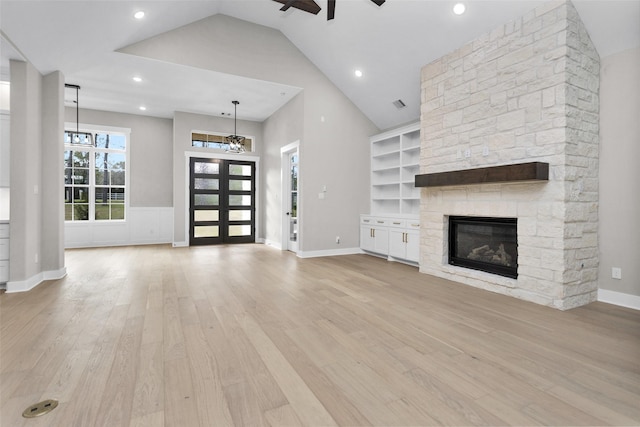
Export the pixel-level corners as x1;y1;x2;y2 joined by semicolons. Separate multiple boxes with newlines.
189;157;255;245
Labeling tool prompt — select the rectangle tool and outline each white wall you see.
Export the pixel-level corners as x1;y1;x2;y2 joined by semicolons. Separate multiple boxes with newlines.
598;47;640;299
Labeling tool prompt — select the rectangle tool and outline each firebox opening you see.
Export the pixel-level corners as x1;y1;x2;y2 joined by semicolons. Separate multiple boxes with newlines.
448;216;518;279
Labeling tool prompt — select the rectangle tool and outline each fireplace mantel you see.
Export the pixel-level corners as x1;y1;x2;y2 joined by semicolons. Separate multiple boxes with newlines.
415;162;549;188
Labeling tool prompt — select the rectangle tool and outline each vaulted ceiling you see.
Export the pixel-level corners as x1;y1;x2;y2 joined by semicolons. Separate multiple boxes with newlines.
1;0;638;130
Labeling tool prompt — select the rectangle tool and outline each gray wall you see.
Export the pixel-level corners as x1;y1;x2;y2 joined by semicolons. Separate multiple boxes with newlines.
41;71;65;273
599;47;640;298
9;60;65;283
120;14;378;252
172;110;264;244
262;93;304;246
64;108;174;208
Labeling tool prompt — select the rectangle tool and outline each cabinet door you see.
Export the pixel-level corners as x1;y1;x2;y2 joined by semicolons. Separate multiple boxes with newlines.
405;230;420;262
388;229;406;259
360;226;375;252
373;227;389;255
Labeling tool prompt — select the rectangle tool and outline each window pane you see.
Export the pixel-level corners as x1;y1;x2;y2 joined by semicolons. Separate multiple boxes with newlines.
195;194;219;206
229;210;251;221
228;225;251;237
111;170;125;186
64;187;73;203
65;169;72;185
194;210;219;222
95;152;125;170
65;204;73;221
291;192;297;217
73;187;88;203
74;204;89;221
228;164;252;176
291;165;298;191
194;162;219;174
65;150;89;168
95;202;110;220
72;169;89;185
228;180;251;191
194;226;219;238
229;195;252;206
111;202;125;220
194;178;219;190
95;187;109;204
111;187;125;202
95;133;126;150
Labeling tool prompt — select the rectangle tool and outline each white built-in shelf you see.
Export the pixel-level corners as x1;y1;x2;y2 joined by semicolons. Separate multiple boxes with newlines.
370;122;421;216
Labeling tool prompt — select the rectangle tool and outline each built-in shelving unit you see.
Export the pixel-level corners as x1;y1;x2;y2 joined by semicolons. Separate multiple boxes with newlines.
362;122;421;266
370;122;420;215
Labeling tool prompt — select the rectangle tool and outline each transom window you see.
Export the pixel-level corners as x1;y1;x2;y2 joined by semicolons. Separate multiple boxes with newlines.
192;132;253;152
64;128;128;221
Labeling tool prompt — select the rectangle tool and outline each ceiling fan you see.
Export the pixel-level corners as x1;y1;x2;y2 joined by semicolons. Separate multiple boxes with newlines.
273;0;385;21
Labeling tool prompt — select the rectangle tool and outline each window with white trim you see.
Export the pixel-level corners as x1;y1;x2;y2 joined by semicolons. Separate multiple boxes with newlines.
64;129;128;221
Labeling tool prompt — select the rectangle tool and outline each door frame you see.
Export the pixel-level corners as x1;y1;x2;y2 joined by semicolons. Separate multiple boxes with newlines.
281;141;301;253
184;151;260;247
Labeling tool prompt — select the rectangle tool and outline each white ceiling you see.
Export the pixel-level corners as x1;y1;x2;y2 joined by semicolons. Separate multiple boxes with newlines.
1;0;639;130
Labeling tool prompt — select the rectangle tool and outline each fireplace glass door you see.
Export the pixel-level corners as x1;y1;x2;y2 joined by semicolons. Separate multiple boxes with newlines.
449;216;518;278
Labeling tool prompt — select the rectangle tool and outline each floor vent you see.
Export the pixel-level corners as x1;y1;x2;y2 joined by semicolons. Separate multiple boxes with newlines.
22;399;59;418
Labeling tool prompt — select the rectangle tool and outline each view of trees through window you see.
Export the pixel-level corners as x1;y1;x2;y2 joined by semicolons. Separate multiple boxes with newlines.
64;131;127;221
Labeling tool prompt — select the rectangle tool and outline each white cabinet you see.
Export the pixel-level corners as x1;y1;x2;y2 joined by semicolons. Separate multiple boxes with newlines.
360;216;389;255
360;215;419;265
370;122;420;216
0;223;8;283
388;220;420;262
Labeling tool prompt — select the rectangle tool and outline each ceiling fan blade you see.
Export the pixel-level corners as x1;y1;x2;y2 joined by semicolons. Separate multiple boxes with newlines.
327;0;335;20
370;0;385;6
273;0;321;15
279;0;297;11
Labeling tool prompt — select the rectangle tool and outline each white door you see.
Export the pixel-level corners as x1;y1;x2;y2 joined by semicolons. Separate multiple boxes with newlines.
281;142;300;253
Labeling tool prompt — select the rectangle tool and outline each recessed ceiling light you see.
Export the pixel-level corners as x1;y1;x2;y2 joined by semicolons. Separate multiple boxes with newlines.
354;69;363;78
139;106;146;111
453;3;466;15
134;11;145;20
132;76;142;83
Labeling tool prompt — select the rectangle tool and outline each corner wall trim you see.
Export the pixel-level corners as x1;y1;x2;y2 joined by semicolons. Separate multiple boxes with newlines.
6;267;67;293
597;288;640;311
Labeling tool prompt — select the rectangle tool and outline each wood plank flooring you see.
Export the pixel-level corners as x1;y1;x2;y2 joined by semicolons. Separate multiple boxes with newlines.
1;244;639;426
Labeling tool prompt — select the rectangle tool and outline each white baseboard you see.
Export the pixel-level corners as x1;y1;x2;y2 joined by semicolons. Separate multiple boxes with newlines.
263;239;282;250
597;288;640;311
172;241;188;247
6;267;67;293
297;247;362;259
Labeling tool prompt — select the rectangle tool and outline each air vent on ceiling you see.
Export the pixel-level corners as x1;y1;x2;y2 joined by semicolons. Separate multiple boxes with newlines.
393;99;406;109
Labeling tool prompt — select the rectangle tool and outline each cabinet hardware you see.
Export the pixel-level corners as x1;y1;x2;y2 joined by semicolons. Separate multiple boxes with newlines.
377;220;384;224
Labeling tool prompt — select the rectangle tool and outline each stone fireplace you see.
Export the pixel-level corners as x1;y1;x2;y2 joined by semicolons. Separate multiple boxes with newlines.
418;0;600;310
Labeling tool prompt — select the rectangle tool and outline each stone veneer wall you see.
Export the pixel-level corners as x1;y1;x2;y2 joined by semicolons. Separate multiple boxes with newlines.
419;0;599;309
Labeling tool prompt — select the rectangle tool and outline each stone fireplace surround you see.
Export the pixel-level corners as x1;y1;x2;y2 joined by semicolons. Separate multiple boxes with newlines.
418;0;600;310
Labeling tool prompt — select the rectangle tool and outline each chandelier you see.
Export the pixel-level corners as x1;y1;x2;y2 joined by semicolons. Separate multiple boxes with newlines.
225;100;245;154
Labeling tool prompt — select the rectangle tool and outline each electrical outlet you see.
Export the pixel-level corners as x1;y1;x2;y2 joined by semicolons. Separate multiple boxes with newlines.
482;146;489;156
464;149;471;158
336;236;340;244
612;267;622;280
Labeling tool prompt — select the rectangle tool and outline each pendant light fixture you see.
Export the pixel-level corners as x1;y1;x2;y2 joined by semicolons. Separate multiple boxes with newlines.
65;83;92;145
225;100;246;154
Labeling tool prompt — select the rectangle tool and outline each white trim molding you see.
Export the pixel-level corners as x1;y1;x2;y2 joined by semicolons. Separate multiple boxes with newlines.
297;247;362;259
597;288;640;311
6;267;67;293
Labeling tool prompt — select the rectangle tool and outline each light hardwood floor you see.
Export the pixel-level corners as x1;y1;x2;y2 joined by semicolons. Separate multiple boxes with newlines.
1;244;639;426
